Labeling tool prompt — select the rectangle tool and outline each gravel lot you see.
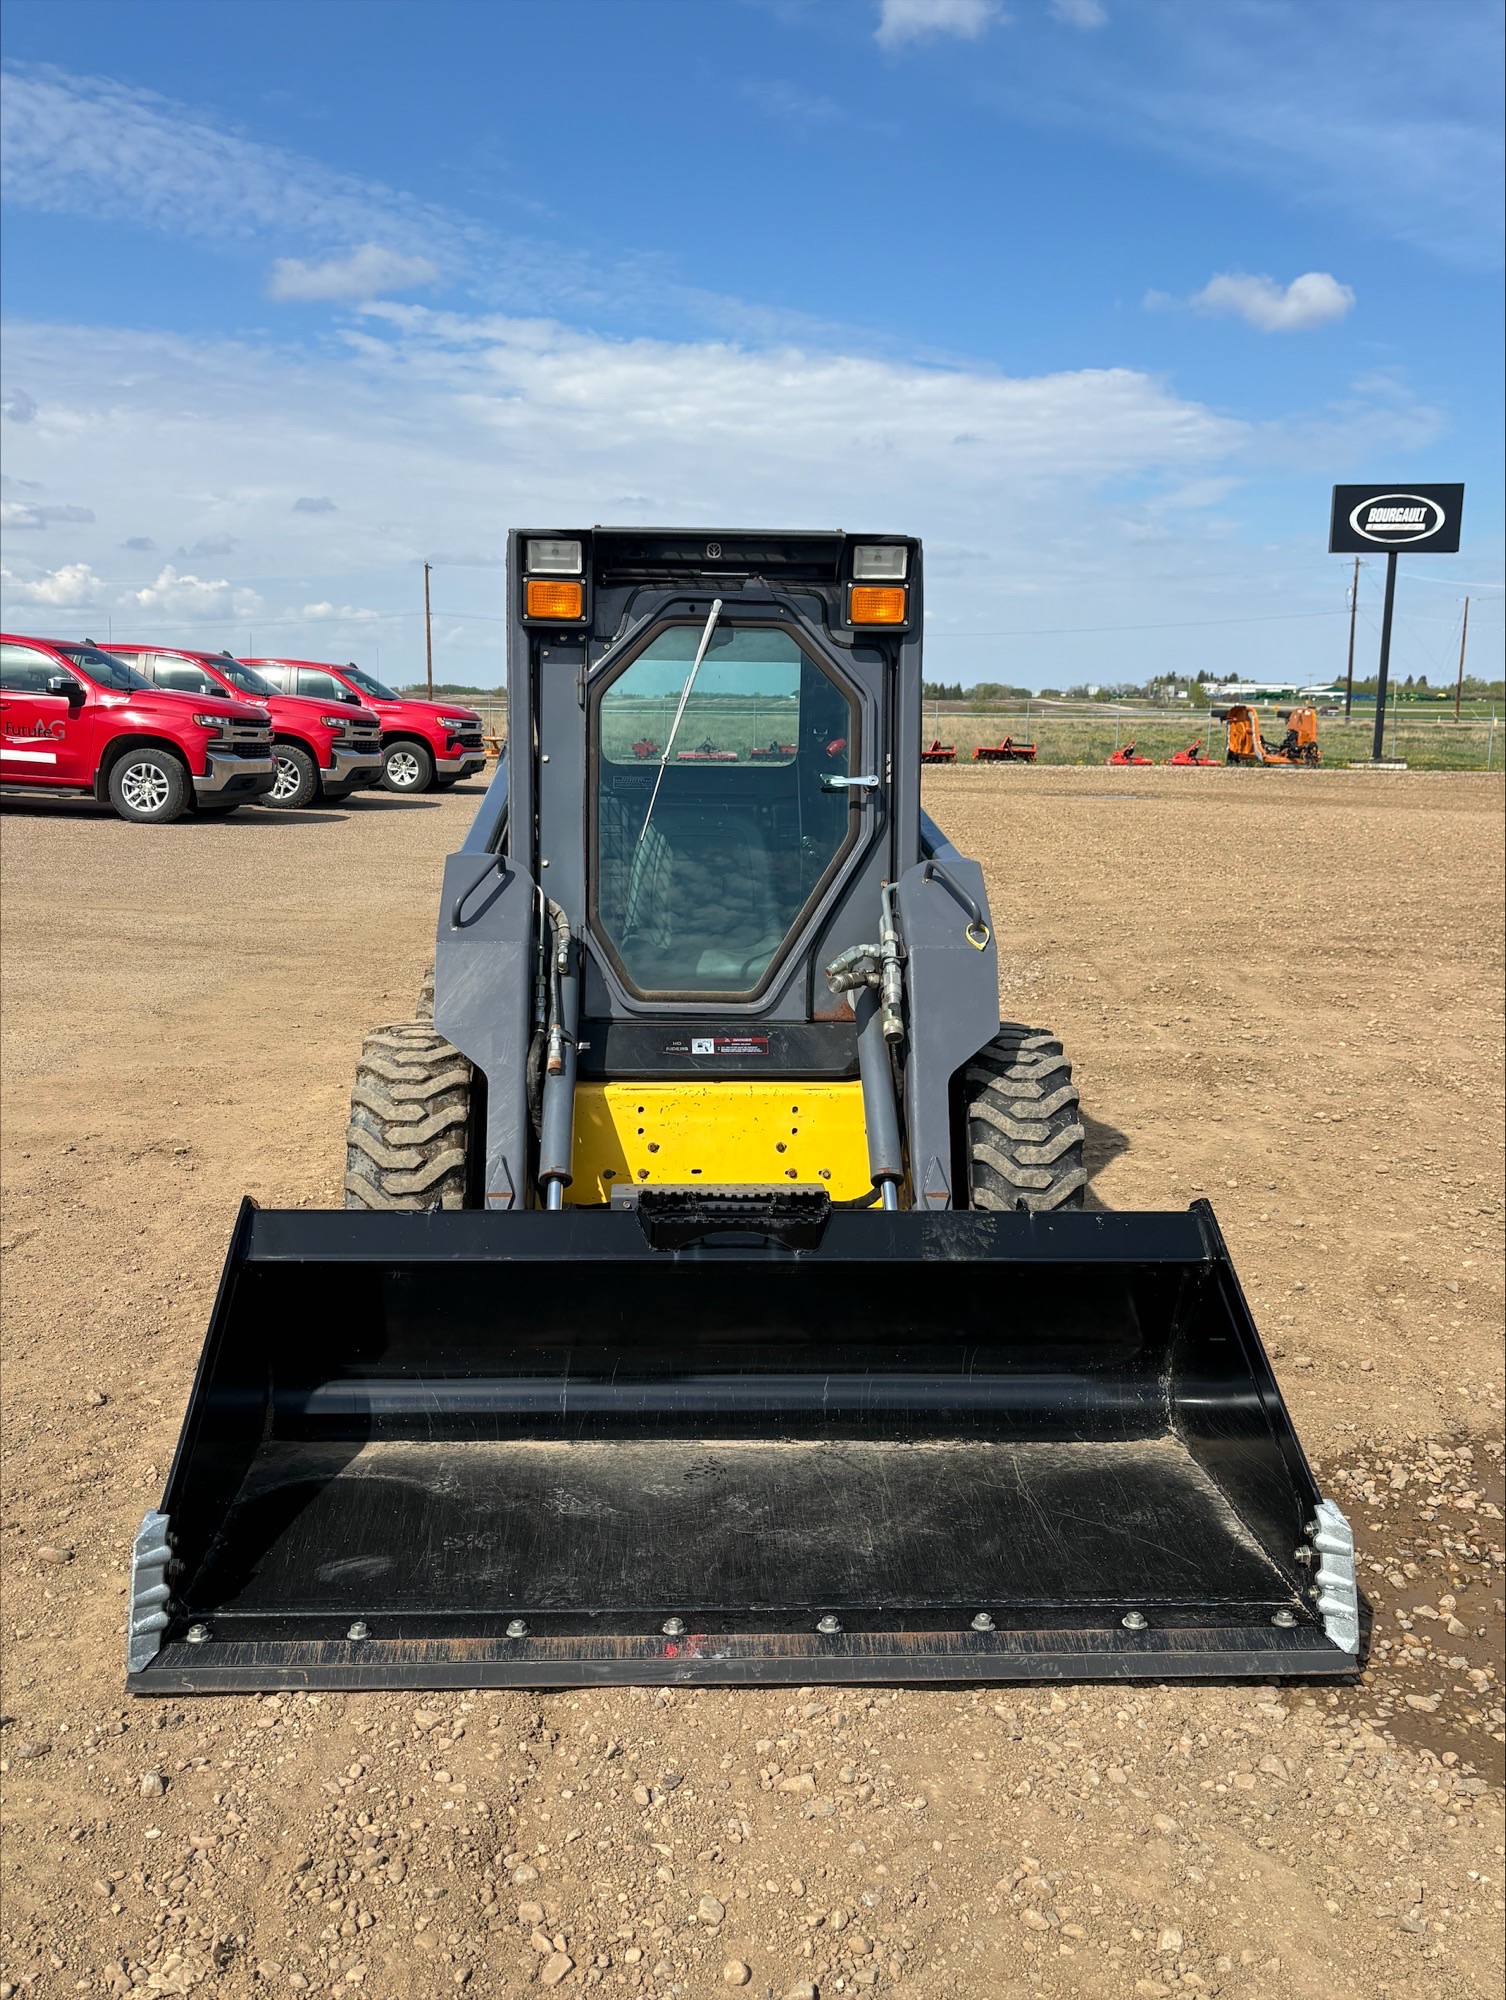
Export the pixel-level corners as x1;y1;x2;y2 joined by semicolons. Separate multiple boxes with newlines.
2;766;1502;2000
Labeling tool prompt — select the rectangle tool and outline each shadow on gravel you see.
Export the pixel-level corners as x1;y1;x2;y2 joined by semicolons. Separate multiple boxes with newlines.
338;795;444;812
1081;1109;1130;1211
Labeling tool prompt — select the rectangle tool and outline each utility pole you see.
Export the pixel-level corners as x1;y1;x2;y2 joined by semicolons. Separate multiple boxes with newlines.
1344;555;1360;720
1454;596;1470;721
1371;550;1399;763
423;562;434;700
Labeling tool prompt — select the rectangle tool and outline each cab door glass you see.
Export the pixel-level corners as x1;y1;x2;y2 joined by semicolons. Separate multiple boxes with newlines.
151;657;224;697
0;643;63;693
593;624;856;997
296;670;356;703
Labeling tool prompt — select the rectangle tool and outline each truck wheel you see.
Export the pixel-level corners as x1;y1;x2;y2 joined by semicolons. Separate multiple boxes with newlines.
268;743;320;810
964;1025;1087;1212
381;739;434;793
107;749;190;824
344;1022;472;1210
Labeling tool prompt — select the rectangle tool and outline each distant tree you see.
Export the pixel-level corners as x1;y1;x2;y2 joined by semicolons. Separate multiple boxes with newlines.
399;681;506;698
1036;687;1062;699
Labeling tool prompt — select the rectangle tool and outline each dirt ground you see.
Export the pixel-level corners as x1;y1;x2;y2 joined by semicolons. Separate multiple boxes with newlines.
1;766;1502;2000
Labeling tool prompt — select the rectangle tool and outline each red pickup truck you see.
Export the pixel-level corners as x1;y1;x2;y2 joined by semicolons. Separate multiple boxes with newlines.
247;657;488;794
106;645;383;809
1;632;274;822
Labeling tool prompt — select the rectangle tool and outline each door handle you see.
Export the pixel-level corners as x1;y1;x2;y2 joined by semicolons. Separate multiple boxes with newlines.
820;773;880;792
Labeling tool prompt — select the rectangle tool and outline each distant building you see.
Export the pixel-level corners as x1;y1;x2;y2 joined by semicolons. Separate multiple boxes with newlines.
1207;680;1344;703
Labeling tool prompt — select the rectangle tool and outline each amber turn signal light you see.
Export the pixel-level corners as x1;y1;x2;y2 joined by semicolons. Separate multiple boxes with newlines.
848;584;907;625
525;579;584;619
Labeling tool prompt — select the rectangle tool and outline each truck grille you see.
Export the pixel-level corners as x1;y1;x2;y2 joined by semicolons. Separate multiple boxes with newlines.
225;725;272;755
455;731;484;750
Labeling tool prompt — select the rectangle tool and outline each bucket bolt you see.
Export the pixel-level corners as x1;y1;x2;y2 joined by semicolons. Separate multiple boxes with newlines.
816;1614;843;1636
970;1612;996;1633
346;1621;370;1642
506;1619;530;1640
1271;1608;1298;1628
661;1617;686;1638
184;1623;211;1645
1121;1611;1148;1632
1294;1546;1314;1567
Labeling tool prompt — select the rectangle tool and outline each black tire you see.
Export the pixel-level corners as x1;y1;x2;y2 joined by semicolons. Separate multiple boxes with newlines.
381;738;434;793
344;1022;472;1210
267;742;320;810
964;1024;1087;1213
106;748;191;824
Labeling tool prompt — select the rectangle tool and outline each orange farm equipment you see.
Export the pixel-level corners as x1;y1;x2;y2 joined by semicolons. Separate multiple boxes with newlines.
1166;739;1216;767
1217;705;1321;767
1106;742;1153;766
920;738;957;764
973;736;1037;764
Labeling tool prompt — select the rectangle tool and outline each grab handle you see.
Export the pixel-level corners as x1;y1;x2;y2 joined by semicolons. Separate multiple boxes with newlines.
919;859;990;946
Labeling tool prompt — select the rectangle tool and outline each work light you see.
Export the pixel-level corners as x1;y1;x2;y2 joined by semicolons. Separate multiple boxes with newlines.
852;545;908;581
526;539;583;574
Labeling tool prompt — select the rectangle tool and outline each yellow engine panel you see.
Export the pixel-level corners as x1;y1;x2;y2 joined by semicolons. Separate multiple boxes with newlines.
565;1080;872;1205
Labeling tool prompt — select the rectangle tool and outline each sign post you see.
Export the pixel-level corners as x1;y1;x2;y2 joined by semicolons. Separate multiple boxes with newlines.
1329;484;1464;764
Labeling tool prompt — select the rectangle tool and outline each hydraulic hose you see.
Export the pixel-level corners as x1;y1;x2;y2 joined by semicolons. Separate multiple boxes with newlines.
826;886;908;1207
536;901;579;1210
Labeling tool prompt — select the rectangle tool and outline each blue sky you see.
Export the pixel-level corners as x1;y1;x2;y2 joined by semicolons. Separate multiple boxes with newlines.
2;0;1501;691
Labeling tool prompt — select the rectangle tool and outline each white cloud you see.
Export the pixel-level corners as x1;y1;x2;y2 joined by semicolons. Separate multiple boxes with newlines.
1;65;463;272
1191;270;1355;332
0;64;840;345
876;0;1001;50
0;561;104;607
1;500;94;529
1050;0;1106;25
268;244;440;303
301;601;381;623
0;311;1469;689
292;496;338;514
3;387;39;423
130;564;261;621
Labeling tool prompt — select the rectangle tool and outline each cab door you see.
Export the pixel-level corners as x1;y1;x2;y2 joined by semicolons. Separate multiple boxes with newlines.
0;642;95;788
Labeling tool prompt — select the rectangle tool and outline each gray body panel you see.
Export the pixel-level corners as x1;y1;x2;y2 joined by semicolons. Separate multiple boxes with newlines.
433;852;534;1211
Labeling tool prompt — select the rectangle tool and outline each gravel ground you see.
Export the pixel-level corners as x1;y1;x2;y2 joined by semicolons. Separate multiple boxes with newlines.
1;766;1502;2000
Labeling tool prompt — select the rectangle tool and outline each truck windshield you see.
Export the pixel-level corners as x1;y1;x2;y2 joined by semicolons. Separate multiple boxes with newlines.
593;624;856;997
335;664;398;701
212;656;279;698
53;644;155;692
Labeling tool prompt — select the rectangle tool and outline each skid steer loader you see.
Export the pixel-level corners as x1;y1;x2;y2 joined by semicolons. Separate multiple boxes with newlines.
128;530;1360;1692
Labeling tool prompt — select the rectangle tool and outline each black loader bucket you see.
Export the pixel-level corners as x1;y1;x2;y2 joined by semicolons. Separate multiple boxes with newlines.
127;1199;1361;1691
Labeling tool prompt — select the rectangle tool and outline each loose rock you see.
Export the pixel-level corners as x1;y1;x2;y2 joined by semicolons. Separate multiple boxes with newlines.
35;1545;72;1565
139;1771;166;1797
723;1963;752;1988
540;1952;574;1987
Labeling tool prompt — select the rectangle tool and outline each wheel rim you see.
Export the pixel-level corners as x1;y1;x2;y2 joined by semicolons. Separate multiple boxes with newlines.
387;749;422;788
120;761;171;814
271;755;303;802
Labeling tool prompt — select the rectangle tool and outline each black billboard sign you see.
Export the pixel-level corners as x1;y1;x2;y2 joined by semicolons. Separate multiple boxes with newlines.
1329;483;1464;554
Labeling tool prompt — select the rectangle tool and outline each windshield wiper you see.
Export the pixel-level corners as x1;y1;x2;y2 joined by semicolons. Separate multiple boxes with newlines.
636;597;723;846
